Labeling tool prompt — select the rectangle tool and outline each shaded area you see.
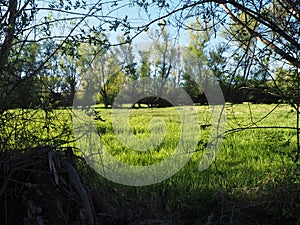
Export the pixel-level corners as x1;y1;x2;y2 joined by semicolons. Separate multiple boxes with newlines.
1;147;299;225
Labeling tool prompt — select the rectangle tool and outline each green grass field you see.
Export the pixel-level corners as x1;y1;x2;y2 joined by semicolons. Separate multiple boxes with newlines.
92;103;298;189
81;103;299;223
2;104;299;224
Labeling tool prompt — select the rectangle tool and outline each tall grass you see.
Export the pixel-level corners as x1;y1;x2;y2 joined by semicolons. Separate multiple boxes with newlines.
3;104;298;223
4;104;297;188
92;103;298;194
88;104;299;223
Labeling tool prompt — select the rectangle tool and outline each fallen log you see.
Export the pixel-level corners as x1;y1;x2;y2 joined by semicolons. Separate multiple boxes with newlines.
61;159;96;225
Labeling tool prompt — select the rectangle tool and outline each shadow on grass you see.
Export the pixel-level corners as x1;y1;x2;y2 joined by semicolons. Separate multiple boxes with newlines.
0;147;299;225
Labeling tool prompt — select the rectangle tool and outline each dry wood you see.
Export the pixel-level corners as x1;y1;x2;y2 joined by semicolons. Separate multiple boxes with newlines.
61;159;96;225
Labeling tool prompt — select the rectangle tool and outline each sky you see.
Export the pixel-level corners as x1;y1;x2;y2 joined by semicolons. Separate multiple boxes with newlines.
31;0;226;63
81;0;194;60
32;0;222;46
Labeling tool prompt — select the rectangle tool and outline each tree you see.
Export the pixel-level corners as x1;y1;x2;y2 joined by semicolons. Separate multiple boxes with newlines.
0;0;134;109
181;20;212;103
0;0;136;154
275;67;299;103
206;44;228;96
117;36;138;82
78;43;125;108
58;54;80;106
150;26;177;88
6;41;42;108
138;48;152;79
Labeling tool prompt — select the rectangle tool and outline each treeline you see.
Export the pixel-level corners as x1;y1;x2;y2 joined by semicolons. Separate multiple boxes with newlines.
2;21;296;109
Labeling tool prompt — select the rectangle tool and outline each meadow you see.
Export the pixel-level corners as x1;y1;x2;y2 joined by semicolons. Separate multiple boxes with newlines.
84;103;299;224
2;103;299;224
93;103;298;188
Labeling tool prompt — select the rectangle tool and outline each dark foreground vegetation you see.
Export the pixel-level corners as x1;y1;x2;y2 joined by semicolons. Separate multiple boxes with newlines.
1;146;299;225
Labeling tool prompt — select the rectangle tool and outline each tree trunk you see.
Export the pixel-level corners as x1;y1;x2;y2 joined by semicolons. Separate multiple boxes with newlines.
0;0;17;68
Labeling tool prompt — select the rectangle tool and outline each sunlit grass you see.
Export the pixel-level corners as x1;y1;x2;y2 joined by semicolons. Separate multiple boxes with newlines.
93;103;298;194
1;108;73;149
3;104;298;191
3;103;299;222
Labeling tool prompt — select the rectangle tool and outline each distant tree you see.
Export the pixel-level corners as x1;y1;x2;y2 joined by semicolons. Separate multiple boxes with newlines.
275;67;299;104
8;41;42;108
58;55;79;105
150;25;178;90
206;44;228;96
78;43;125;108
181;20;214;103
138;48;152;79
117;36;138;82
